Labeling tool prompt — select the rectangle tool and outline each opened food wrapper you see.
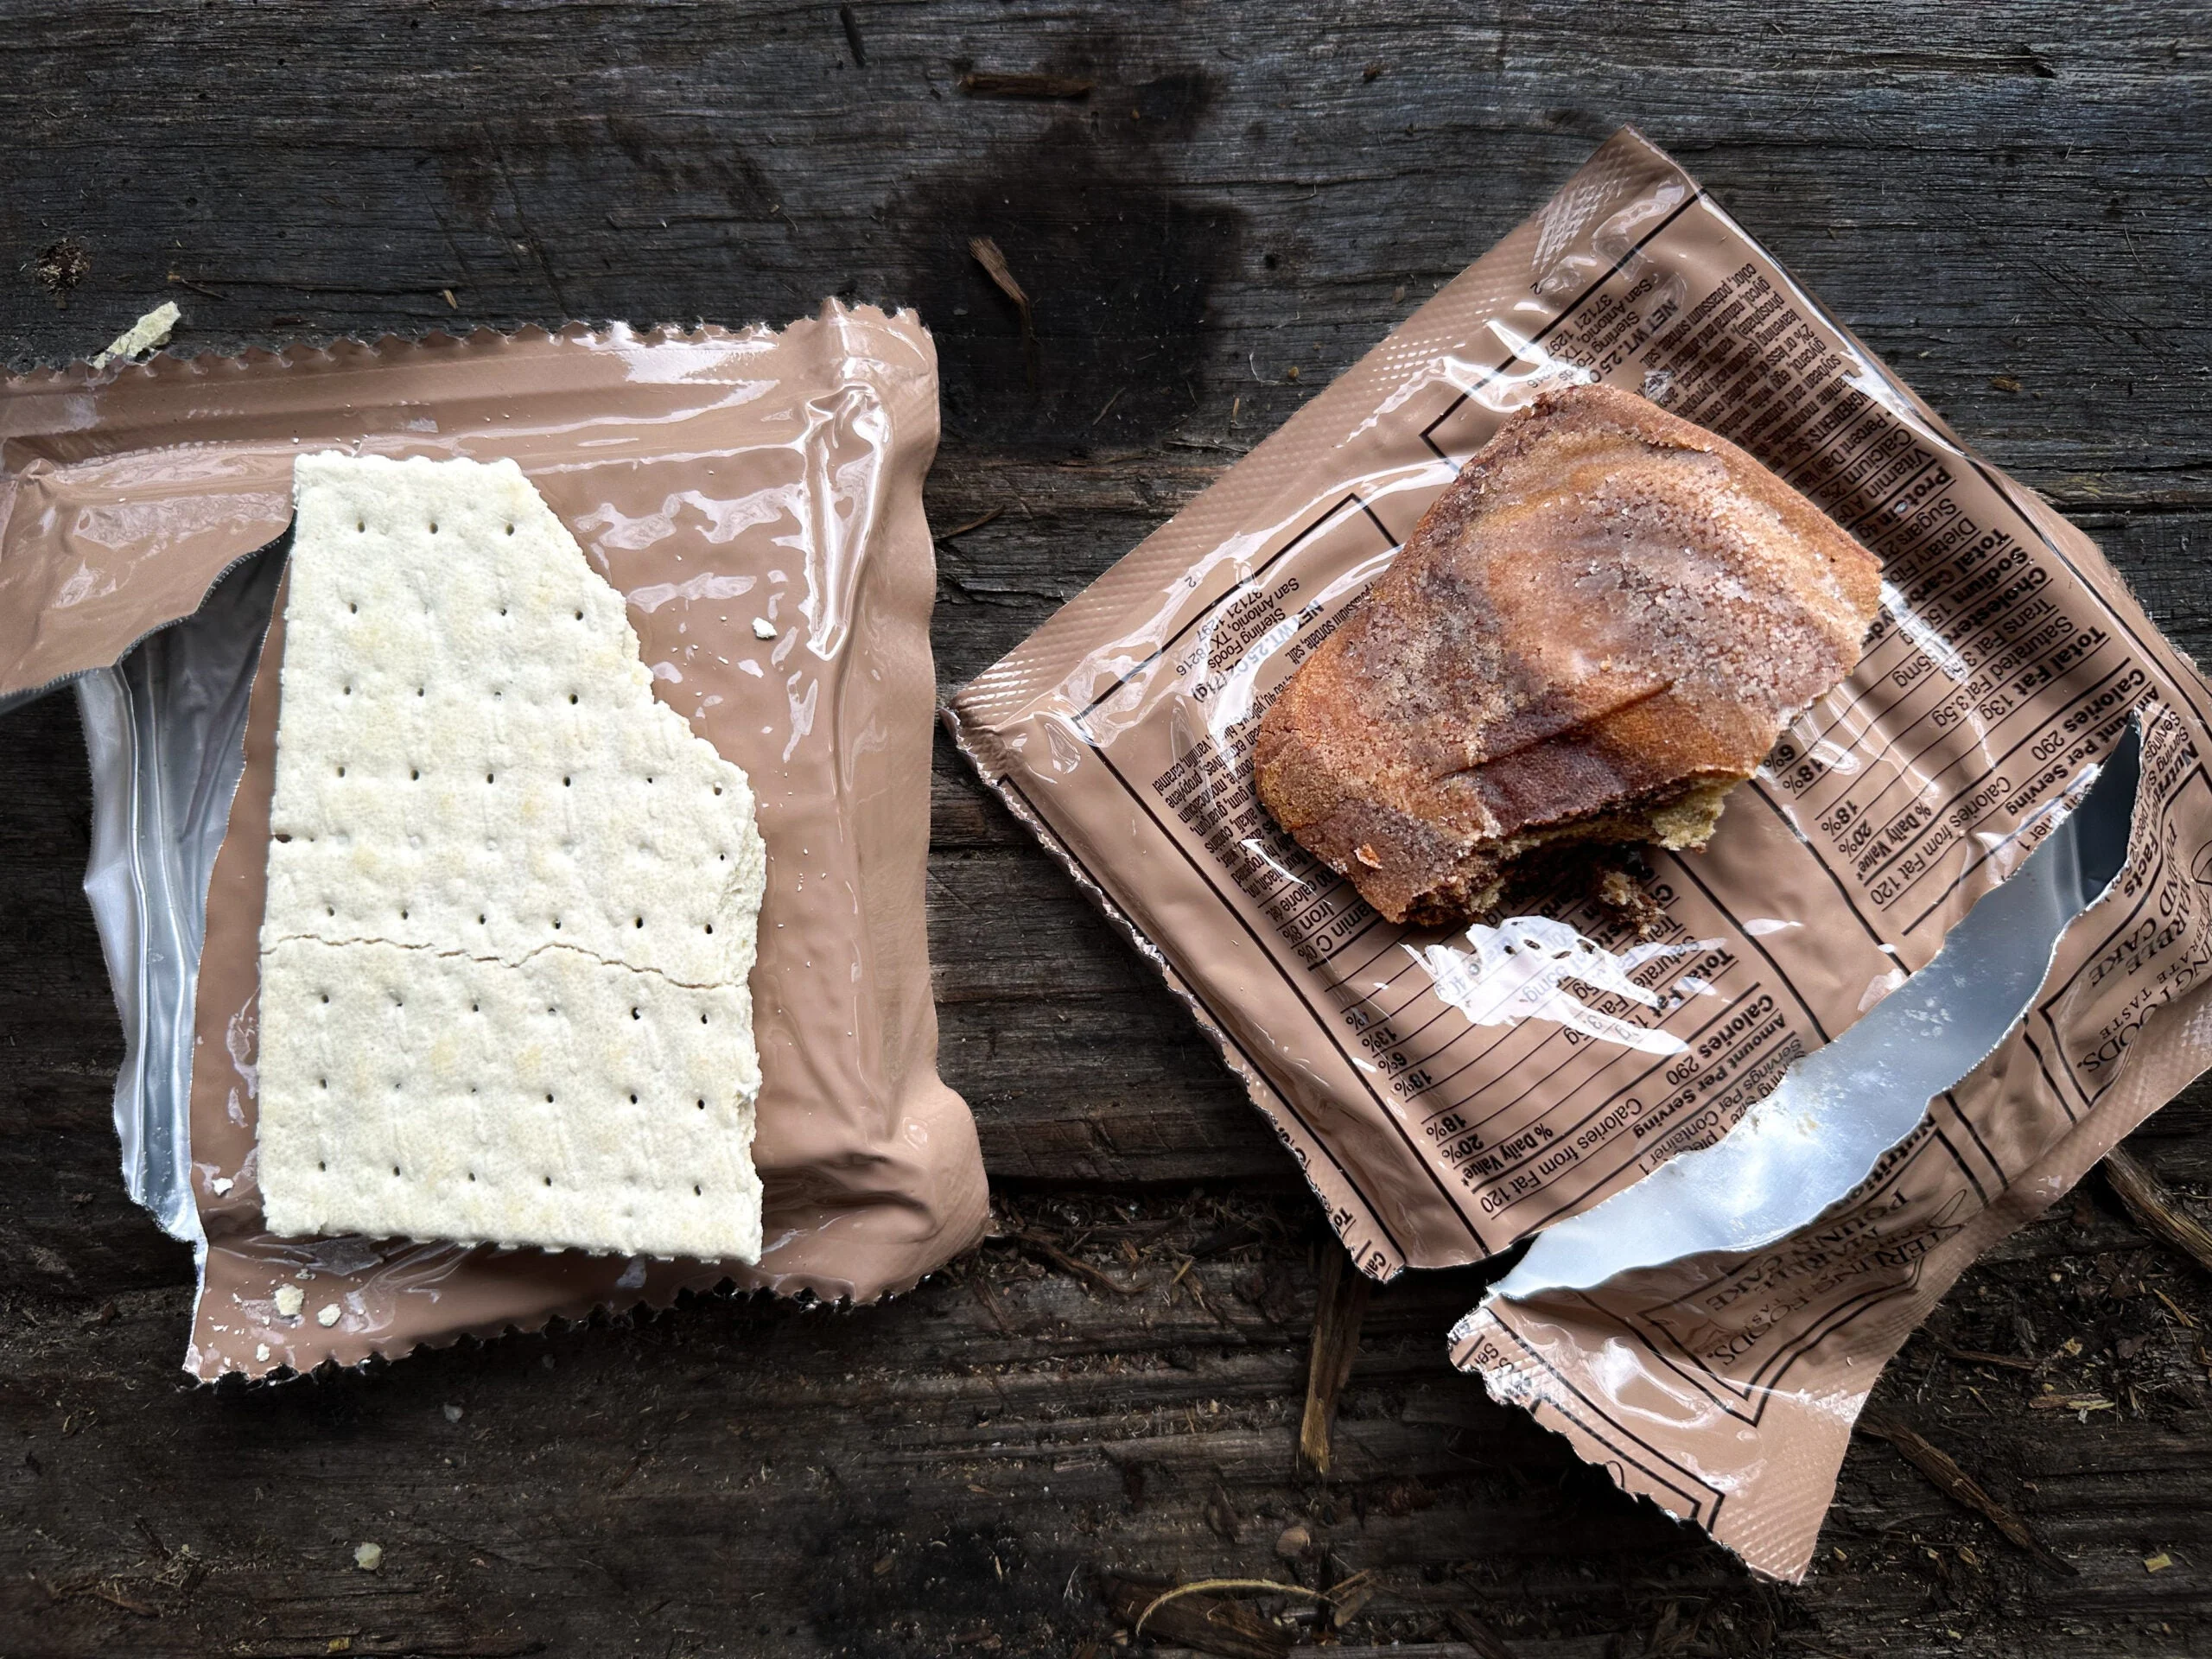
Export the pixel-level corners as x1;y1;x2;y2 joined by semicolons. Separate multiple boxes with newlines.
0;304;987;1378
946;130;2212;1578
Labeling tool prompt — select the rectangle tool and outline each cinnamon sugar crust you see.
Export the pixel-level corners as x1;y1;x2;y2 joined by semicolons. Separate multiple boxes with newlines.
1252;383;1882;926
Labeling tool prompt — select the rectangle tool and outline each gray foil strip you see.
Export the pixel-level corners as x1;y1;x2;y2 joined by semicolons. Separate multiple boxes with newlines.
74;542;285;1250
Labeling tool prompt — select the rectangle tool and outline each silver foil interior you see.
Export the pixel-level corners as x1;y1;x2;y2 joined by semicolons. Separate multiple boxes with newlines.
76;543;285;1254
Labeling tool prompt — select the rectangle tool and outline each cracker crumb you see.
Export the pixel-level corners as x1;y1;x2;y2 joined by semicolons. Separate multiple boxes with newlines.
89;301;180;370
353;1541;384;1572
753;616;779;639
1595;864;1669;941
316;1302;342;1327
273;1285;305;1319
442;1403;464;1423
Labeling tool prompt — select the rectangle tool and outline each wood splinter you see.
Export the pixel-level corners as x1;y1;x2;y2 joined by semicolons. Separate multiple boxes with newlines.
1009;1230;1142;1297
1858;1414;2076;1575
968;236;1040;388
1297;1238;1370;1478
1444;1605;1518;1659
2102;1145;2212;1277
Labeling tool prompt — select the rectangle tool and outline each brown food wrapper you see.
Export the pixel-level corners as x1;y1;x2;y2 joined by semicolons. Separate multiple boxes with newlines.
945;130;2212;1578
1;304;987;1378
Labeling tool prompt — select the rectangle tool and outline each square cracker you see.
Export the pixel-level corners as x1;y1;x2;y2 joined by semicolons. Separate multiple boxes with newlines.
255;454;766;1262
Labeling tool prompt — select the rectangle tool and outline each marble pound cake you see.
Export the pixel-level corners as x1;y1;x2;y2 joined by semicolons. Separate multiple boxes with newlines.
1252;383;1883;926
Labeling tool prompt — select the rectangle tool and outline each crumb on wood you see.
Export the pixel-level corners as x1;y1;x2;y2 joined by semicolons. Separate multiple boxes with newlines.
33;237;90;301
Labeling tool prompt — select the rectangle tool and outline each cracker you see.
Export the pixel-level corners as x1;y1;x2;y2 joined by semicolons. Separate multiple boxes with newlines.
90;300;180;369
256;454;766;1262
257;938;759;1258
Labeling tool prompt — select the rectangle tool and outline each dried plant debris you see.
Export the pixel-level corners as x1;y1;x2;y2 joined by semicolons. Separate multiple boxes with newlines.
968;235;1029;315
32;237;90;300
1103;1573;1301;1659
1008;1230;1144;1297
968;234;1040;389
1856;1414;2075;1574
1443;1606;1517;1659
1297;1241;1370;1478
2103;1145;2212;1277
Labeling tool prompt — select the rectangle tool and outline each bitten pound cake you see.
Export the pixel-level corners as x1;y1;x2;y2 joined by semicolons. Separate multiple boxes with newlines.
1252;382;1883;926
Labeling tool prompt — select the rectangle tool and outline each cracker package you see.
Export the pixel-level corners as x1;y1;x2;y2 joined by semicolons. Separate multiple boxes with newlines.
947;130;2212;1578
0;305;986;1376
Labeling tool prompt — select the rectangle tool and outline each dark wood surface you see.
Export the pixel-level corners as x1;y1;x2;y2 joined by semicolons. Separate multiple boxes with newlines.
3;3;2211;1654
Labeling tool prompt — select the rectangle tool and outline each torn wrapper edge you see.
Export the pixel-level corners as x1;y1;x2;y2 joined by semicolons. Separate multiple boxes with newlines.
1497;725;2139;1300
1457;704;2212;1580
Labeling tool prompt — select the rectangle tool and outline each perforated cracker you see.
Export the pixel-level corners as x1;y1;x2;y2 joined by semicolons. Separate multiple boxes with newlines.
256;454;766;1262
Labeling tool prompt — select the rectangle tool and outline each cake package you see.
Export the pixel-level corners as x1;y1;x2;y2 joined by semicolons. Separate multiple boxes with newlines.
946;130;2212;1579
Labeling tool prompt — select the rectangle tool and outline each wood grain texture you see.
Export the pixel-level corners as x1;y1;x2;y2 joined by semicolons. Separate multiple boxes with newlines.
3;1;2212;1653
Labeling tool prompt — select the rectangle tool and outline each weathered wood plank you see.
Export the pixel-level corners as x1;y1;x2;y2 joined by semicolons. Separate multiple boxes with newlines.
3;1;2211;1653
0;1198;2205;1656
3;3;2209;499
